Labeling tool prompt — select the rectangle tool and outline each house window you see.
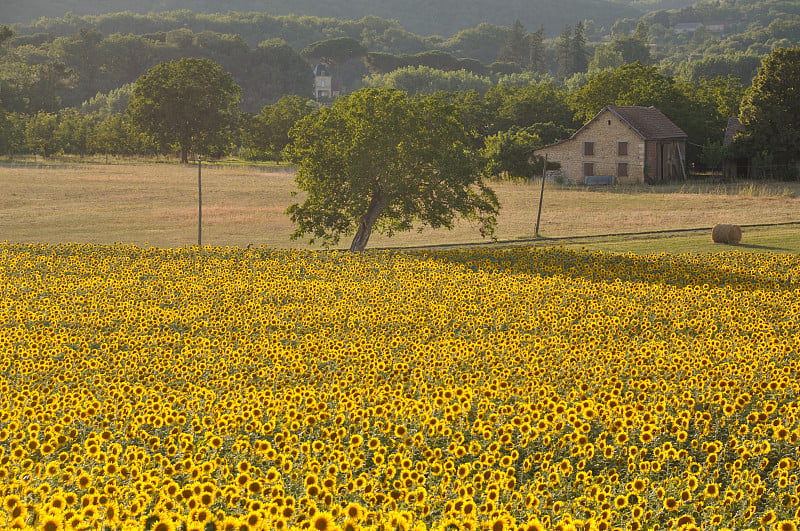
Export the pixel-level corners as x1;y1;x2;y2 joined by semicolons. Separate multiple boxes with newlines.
618;141;628;156
583;141;594;156
583;163;594;176
617;162;628;177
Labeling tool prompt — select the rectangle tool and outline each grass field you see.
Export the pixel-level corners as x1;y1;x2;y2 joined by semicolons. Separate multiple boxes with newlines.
2;161;800;253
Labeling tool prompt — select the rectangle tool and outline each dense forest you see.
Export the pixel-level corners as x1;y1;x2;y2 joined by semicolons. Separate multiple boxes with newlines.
1;0;799;176
2;0;645;38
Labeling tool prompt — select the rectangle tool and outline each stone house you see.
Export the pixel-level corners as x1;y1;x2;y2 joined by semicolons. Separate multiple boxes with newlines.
313;64;333;99
532;105;688;184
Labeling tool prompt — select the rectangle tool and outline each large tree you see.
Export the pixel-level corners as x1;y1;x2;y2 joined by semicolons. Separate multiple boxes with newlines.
497;19;528;67
554;24;573;78
528;26;546;74
738;47;800;174
284;88;499;252
127;57;241;163
571;21;589;74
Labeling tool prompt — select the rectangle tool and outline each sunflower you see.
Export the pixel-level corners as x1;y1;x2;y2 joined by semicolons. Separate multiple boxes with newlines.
775;521;798;531
663;497;679;511
344;502;365;522
761;511;777;526
3;494;21;512
152;521;177;531
703;483;719;498
613;495;627;509
40;514;64;531
310;511;338;531
521;519;547;531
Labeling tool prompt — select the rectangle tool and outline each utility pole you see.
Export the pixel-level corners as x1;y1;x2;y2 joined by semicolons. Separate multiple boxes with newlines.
197;156;203;246
535;154;547;237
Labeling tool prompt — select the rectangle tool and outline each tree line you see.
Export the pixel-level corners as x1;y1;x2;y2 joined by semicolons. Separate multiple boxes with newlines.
1;48;798;252
3;2;798;117
3;0;639;38
0;53;752;174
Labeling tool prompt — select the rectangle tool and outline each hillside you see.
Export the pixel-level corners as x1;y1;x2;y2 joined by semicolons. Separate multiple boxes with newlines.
2;0;640;37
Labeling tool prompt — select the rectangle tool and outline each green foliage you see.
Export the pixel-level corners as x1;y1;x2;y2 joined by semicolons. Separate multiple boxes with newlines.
284;88;499;251
55;108;96;155
80;83;135;117
555;25;574;78
92;113;157;155
25;111;59;157
608;32;651;66
365;50;488;76
700;139;727;172
0;25;12;47
497;19;528;67
738;47;800;176
0;112;27;156
487;82;576;132
0;25;310;115
569;62;685;122
482;126;542;180
528;26;546;74
242;95;316;161
489;62;522;76
589;45;626;73
3;0;639;40
572;21;589;74
247;39;314;110
301;37;366;66
439;24;510;65
364;52;407;75
527;121;573;145
127;57;241;163
364;66;494;96
675;53;763;83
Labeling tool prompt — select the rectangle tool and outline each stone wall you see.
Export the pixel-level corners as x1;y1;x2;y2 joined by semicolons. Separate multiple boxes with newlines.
534;109;647;185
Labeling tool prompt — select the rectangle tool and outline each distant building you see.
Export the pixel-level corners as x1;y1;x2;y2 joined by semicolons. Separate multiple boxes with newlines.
313;64;335;100
532;106;688;184
674;22;704;34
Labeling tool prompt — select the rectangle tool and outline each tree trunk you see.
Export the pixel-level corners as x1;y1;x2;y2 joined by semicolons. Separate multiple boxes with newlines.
349;192;388;252
180;146;189;164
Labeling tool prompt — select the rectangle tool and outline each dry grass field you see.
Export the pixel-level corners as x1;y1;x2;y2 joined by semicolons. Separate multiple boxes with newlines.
2;161;800;252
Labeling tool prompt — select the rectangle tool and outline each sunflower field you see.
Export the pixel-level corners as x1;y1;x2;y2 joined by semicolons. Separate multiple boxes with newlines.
1;243;800;531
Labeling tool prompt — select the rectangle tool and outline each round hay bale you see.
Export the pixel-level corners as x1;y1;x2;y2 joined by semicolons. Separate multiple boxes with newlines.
712;223;742;244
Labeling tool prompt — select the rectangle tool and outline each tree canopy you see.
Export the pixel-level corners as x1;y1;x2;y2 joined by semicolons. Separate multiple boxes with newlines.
284;87;499;251
737;46;800;177
242;94;316;161
127;57;241;162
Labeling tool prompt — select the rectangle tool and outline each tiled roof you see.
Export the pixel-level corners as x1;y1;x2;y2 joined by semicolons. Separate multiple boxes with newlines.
607;105;688;140
532;105;688;153
723;117;742;146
